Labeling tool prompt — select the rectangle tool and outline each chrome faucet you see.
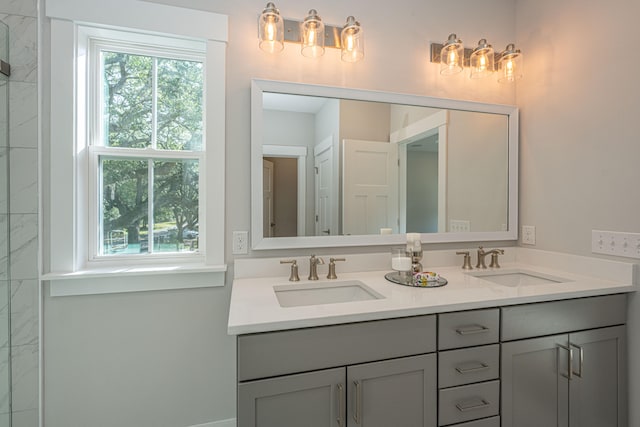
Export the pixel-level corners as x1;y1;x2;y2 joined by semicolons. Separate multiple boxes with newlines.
476;246;505;269
308;254;325;280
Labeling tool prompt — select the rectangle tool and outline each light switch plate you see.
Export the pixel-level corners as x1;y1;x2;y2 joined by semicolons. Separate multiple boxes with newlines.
592;230;640;259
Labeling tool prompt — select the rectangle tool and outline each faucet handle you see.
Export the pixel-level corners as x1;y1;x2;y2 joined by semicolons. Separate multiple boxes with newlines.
280;259;300;282
456;251;473;270
327;258;346;279
489;249;505;268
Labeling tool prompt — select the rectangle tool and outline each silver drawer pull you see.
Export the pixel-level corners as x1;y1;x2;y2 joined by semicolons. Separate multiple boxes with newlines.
455;362;490;374
570;343;584;378
557;343;573;380
455;398;491;412
455;324;490;335
353;380;362;424
336;383;344;427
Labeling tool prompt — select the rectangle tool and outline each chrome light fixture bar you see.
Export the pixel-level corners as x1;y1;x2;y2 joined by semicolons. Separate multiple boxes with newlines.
258;3;364;62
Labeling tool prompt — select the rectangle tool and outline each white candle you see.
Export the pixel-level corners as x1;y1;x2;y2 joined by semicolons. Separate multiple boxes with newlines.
392;256;412;271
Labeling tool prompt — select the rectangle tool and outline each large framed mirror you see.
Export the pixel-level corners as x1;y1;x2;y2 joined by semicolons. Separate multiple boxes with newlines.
251;79;518;250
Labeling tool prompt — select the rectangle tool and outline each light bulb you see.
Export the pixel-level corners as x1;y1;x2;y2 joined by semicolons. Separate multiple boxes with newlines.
265;18;275;42
301;9;325;58
340;16;364;62
470;39;494;79
439;34;463;75
258;2;284;54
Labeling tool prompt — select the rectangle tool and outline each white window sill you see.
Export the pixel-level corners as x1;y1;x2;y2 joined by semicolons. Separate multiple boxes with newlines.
42;264;227;296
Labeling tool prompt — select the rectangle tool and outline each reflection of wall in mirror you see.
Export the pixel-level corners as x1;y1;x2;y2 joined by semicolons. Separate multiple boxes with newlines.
447;111;508;232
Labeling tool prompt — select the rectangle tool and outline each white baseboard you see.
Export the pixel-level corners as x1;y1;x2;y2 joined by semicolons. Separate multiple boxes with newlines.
188;419;236;427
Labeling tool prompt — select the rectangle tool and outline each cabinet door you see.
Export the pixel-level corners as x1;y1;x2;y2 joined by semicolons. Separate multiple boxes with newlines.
238;367;345;427
501;334;570;427
346;353;436;427
569;325;627;427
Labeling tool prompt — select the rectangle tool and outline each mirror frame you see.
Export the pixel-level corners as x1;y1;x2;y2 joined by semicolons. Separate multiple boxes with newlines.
251;79;519;250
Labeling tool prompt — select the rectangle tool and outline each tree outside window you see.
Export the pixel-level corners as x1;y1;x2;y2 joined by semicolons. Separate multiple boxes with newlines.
98;50;203;256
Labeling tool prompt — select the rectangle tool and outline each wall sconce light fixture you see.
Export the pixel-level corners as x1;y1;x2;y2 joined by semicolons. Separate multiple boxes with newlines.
470;39;494;79
497;43;523;83
431;35;523;83
438;34;464;75
258;2;284;54
258;3;364;62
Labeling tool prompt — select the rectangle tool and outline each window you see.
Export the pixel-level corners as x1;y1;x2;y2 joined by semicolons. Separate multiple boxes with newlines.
45;0;227;294
90;44;204;259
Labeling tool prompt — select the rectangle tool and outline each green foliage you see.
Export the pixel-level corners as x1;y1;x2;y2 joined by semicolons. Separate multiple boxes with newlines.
100;51;203;253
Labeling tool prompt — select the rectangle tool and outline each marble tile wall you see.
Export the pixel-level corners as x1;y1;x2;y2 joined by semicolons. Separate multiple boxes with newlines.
0;0;40;426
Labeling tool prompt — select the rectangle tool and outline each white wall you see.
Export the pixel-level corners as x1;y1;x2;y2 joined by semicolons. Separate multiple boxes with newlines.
42;0;518;425
515;0;640;424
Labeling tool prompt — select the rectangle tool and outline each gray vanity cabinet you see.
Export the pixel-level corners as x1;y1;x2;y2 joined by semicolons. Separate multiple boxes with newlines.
238;354;437;427
346;354;437;427
501;295;627;427
237;368;344;427
237;315;438;427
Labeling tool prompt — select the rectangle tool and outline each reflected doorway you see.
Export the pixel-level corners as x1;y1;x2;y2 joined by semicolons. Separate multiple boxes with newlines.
262;145;307;237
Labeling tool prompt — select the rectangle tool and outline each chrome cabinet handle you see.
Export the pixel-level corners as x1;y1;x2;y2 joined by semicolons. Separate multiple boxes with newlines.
353;380;362;424
570;343;584;378
455;324;490;335
455;362;490;374
336;383;344;427
456;398;491;412
557;343;573;380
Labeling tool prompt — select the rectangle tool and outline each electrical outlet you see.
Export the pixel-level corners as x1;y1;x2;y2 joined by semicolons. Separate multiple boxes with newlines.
450;220;471;232
592;230;640;259
232;231;248;254
522;225;536;245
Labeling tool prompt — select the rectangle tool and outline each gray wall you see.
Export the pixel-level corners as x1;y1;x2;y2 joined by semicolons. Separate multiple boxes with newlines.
515;0;640;425
38;0;640;426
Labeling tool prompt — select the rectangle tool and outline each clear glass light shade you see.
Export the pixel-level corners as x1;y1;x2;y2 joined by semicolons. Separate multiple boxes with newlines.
258;2;284;54
341;16;364;63
301;9;325;58
498;44;523;83
470;39;494;79
440;34;464;75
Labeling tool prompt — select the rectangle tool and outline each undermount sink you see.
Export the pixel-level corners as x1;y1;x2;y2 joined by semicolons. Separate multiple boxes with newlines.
469;269;570;287
274;280;385;308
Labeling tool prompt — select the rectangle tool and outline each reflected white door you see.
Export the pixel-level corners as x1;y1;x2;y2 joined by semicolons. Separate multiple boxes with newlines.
343;139;399;235
314;143;334;236
263;159;275;237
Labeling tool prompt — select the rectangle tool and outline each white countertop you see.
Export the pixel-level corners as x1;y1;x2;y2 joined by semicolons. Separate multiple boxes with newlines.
228;248;637;335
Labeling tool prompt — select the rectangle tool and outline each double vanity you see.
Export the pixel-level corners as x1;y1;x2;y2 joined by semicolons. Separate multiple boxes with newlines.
228;248;636;427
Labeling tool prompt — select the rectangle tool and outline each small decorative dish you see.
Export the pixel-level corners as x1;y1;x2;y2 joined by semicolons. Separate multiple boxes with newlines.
384;271;448;288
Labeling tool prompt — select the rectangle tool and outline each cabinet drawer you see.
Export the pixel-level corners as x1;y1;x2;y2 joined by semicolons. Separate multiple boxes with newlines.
439;309;499;350
439;344;499;388
501;294;627;341
449;416;500;427
238;315;436;381
439;380;500;426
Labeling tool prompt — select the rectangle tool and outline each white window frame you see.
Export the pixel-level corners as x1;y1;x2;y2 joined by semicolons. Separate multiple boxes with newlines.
43;0;227;295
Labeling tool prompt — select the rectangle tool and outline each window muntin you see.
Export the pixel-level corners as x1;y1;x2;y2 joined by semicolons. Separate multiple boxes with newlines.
92;43;204;259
